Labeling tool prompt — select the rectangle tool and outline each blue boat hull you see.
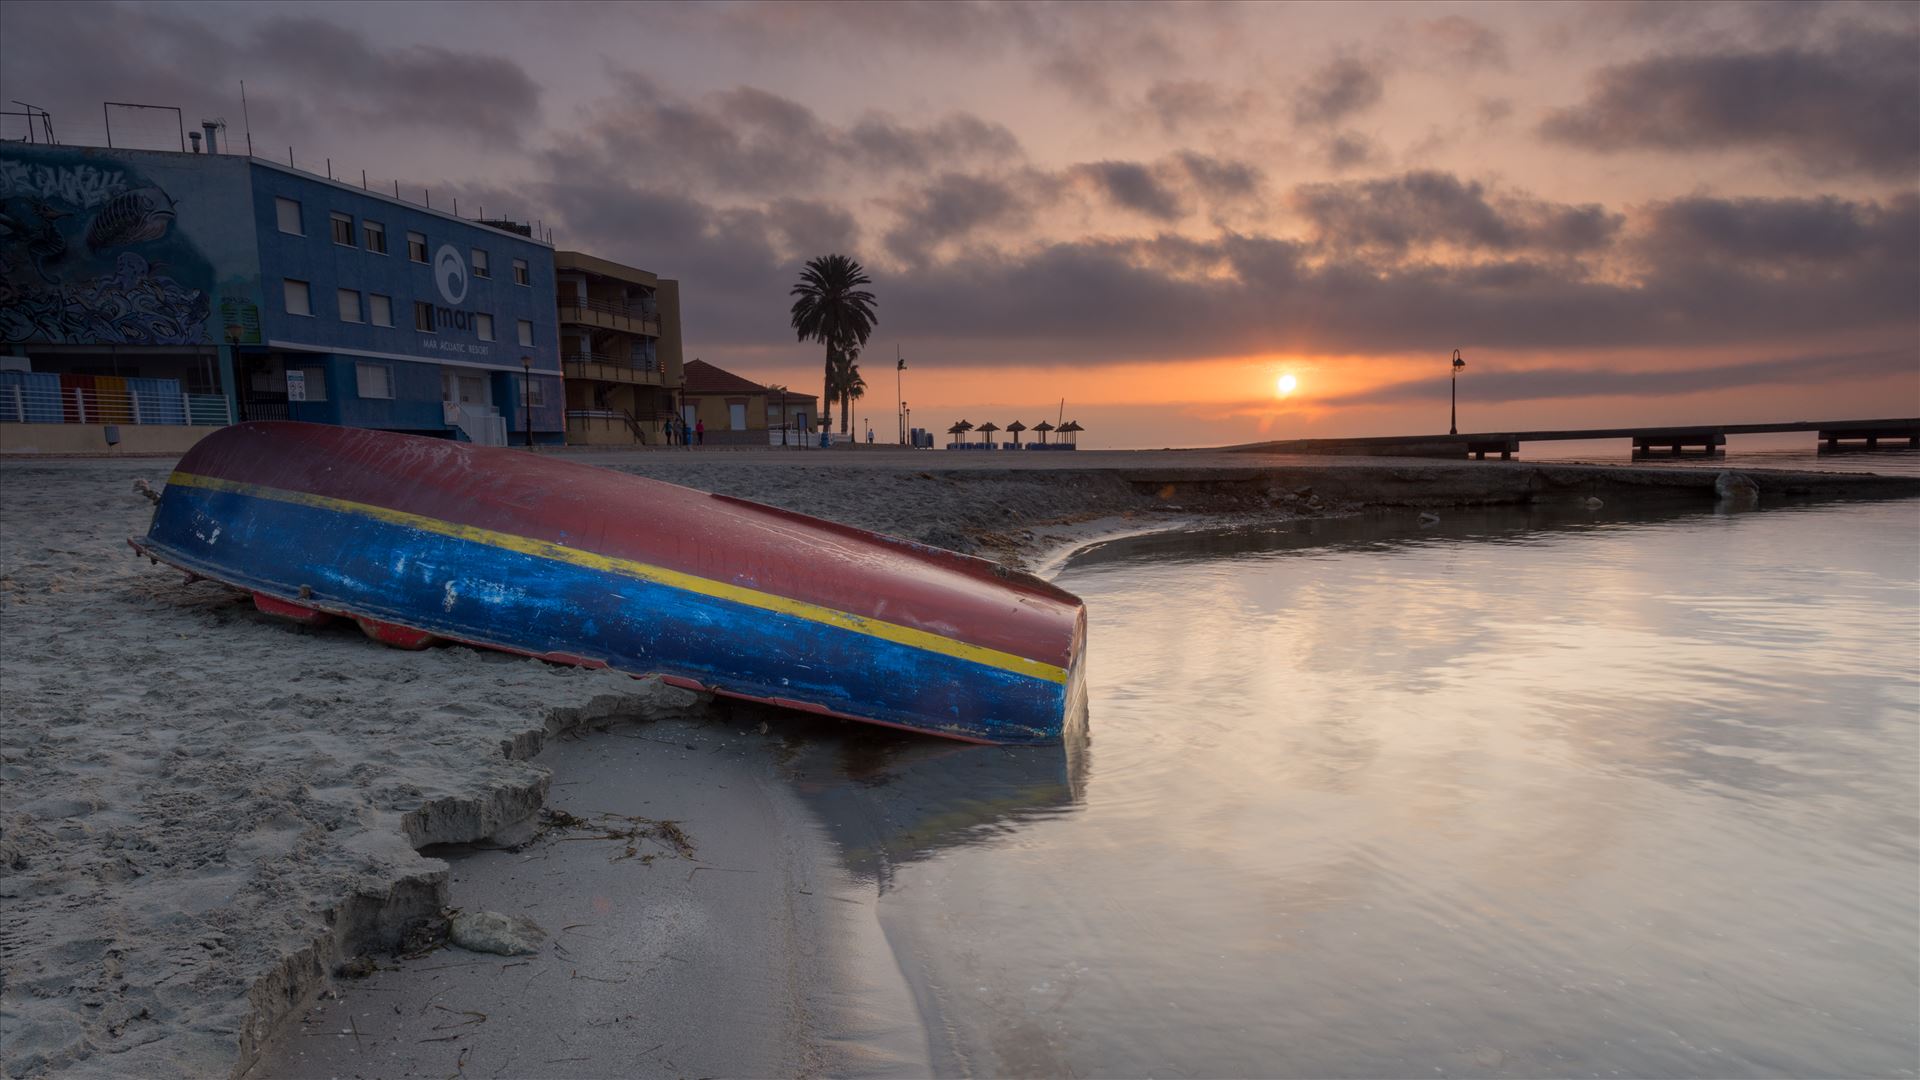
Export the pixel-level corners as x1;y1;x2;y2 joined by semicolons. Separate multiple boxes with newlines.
133;424;1089;745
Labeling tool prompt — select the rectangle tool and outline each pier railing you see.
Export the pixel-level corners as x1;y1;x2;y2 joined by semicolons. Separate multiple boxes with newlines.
1232;418;1920;459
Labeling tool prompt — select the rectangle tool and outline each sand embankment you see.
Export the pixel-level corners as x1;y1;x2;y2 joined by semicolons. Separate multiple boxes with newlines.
3;447;1914;1078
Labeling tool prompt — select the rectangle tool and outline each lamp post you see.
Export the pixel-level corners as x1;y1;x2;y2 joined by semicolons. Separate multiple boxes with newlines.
896;345;906;446
223;324;243;423
1450;348;1465;436
521;354;534;450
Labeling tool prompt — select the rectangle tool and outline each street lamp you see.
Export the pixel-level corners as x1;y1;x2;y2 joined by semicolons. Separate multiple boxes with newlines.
1449;348;1465;436
896;345;906;446
521;354;534;450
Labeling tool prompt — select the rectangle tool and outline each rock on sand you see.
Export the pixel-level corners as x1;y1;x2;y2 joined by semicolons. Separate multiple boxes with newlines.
1715;471;1760;506
449;911;548;956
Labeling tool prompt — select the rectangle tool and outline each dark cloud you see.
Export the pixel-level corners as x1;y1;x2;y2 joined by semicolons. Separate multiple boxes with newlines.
1321;132;1384;172
1291;172;1622;255
564;72;1024;197
1638;193;1918;264
764;198;862;262
881;152;1265;251
848;113;1022;173
666;1;1231;111
883;172;1036;262
1070;161;1185;221
0;2;542;147
1418;15;1509;71
1171;152;1263;202
1315;349;1915;409
1142;80;1261;133
484;155;1918;369
245;18;542;143
1293;56;1386;127
1540;30;1920;178
874;185;1914;361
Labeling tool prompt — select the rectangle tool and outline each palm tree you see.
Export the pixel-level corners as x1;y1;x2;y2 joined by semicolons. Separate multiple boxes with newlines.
842;355;867;435
789;255;877;437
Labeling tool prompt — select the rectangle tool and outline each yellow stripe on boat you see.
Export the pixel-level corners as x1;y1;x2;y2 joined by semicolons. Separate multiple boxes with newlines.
167;470;1068;684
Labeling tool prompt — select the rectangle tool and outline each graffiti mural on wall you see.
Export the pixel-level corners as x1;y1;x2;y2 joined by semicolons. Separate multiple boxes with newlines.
0;153;227;345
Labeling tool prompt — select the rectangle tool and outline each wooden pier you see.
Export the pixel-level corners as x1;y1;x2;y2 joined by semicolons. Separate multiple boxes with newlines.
1232;418;1920;460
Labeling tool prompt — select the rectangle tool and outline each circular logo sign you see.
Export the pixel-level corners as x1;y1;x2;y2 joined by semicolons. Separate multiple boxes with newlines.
434;244;468;306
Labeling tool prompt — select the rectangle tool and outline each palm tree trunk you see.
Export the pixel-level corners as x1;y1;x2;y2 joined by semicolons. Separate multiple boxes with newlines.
822;344;833;440
840;391;849;434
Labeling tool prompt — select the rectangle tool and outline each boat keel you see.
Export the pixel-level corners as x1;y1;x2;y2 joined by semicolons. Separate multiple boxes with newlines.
252;592;334;626
354;617;439;650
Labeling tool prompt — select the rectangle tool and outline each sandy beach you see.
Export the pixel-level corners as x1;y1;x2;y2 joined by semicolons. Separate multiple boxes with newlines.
3;446;1916;1078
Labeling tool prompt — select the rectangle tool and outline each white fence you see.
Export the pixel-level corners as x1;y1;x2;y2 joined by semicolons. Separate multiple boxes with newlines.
0;384;233;427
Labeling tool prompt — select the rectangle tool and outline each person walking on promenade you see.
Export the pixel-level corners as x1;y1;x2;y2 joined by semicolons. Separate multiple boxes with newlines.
695;418;705;446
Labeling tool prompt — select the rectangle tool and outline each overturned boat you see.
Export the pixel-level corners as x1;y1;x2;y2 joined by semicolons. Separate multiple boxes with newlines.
131;422;1087;745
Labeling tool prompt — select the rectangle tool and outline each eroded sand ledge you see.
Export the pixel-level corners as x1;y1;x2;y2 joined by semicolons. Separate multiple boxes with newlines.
3;449;1914;1078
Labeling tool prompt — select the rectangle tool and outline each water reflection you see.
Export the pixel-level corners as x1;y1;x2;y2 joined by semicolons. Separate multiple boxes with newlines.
854;498;1920;1079
725;704;1089;890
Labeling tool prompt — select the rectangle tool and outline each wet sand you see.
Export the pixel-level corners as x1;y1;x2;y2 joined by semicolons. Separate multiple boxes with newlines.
2;447;1915;1078
254;714;930;1080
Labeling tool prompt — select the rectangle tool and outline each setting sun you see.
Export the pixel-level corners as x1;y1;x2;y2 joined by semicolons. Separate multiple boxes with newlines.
1277;373;1298;397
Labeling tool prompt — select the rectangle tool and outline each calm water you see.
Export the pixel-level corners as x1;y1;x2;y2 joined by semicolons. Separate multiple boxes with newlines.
786;499;1920;1078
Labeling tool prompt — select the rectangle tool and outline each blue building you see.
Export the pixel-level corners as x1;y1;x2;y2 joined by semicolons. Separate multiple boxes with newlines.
1;141;562;447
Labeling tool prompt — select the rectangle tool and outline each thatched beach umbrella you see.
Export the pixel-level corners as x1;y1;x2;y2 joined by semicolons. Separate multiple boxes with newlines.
1006;420;1027;448
1059;420;1082;446
1033;420;1055;445
976;421;999;447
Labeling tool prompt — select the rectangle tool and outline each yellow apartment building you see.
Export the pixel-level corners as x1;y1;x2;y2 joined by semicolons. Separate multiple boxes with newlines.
555;251;684;445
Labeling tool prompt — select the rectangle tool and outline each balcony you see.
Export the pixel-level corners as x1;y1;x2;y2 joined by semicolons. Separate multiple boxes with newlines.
563;353;668;387
566;409;670;447
557;296;661;337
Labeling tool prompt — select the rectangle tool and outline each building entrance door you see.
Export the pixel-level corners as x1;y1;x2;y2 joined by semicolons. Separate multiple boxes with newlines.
238;354;289;422
441;369;491;407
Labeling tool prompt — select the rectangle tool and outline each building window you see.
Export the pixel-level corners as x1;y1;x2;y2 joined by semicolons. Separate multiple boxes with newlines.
525;375;547;408
336;288;362;323
356;363;394;399
364;221;387;254
512;258;529;286
407;231;428;263
369;294;393;327
475;314;494;341
283;278;311;316
414;301;434;332
329;212;354;246
471;249;490;278
517;319;533;346
275;197;302;235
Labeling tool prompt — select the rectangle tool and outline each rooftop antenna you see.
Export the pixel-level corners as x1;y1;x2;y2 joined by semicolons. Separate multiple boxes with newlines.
239;81;253;156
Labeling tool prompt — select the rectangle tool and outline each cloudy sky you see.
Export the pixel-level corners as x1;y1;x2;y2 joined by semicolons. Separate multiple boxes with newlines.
4;0;1915;446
